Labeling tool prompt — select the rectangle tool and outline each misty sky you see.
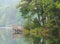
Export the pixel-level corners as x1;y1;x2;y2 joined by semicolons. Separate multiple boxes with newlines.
0;0;23;27
0;1;27;44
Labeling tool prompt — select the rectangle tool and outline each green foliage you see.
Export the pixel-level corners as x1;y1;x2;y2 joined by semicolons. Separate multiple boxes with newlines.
18;0;60;44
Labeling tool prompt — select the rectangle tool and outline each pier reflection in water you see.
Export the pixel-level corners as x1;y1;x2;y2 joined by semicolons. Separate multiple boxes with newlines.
0;27;26;44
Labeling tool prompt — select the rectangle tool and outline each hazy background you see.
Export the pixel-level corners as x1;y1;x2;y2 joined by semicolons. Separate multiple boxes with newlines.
0;0;23;27
0;0;26;44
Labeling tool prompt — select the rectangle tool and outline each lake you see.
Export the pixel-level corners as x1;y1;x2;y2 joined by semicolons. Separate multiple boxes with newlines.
0;28;26;44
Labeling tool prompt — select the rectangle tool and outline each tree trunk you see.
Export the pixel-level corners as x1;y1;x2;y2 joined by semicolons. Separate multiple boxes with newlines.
38;14;40;22
41;37;46;44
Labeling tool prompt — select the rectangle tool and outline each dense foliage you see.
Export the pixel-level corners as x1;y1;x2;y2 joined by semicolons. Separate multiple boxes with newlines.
18;0;60;44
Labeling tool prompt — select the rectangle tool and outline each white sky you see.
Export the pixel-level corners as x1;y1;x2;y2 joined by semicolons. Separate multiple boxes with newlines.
0;0;23;27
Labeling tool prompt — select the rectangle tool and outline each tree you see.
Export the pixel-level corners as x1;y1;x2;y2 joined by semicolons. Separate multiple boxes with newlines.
17;0;54;23
17;0;60;44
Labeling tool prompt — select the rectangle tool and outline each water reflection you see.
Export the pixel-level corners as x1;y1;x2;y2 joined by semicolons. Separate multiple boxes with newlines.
0;28;26;44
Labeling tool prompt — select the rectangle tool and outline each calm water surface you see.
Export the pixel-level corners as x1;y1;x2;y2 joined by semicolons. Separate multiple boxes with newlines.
0;28;26;44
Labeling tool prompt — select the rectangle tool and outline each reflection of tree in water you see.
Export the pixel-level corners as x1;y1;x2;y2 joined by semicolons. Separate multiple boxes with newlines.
12;25;23;39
